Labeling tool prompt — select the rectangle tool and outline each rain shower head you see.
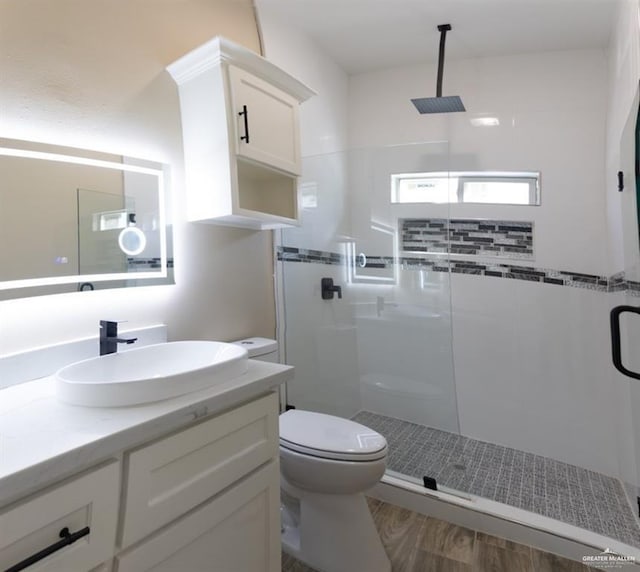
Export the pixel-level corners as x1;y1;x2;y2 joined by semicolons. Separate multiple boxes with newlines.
411;23;466;114
411;95;465;114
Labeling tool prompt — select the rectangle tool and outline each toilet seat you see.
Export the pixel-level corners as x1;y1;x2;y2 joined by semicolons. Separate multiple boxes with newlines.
280;439;387;461
279;410;388;462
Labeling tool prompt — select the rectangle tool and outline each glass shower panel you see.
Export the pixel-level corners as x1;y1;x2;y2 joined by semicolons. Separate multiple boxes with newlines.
279;150;358;419
348;143;467;494
279;142;470;497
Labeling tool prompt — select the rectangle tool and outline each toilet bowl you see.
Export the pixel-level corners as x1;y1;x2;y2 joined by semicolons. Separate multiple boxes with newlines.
279;409;391;572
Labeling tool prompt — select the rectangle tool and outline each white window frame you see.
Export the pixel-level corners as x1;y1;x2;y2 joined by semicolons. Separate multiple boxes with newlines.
391;171;540;206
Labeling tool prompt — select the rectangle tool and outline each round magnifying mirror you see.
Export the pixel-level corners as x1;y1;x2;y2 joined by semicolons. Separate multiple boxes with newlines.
118;226;147;256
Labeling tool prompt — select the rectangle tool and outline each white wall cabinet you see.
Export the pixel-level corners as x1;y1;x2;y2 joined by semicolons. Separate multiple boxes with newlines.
0;392;281;572
167;36;314;230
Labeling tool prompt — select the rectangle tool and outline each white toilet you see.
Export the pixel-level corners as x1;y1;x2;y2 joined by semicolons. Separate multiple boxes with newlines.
232;337;391;572
279;410;390;572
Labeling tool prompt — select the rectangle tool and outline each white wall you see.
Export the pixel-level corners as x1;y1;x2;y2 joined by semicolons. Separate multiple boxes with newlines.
451;274;617;473
256;2;349;157
0;1;276;355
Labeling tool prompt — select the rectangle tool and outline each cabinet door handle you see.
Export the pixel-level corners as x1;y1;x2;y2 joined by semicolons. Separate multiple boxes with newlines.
4;526;91;572
238;104;250;144
610;305;640;380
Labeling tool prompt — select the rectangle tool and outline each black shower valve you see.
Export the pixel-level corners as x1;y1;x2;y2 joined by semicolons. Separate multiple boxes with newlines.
321;277;342;300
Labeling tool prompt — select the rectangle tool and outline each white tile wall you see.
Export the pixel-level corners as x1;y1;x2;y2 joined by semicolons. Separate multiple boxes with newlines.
452;274;619;476
348;49;609;276
353;270;459;433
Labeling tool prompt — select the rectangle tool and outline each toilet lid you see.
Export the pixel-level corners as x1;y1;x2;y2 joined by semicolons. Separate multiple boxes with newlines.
279;410;387;461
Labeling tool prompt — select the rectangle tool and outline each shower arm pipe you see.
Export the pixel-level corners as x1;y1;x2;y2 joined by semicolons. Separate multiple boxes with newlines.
436;24;452;98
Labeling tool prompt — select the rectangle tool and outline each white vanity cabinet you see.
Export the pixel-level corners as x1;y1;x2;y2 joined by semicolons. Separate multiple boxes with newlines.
120;392;279;547
167;36;315;230
0;391;282;572
116;392;281;571
115;462;280;572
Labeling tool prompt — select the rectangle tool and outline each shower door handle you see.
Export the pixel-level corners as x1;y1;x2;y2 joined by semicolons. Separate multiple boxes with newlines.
610;305;640;380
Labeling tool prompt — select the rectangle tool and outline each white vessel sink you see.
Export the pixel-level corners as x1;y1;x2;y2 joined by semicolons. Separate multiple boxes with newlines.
55;341;248;407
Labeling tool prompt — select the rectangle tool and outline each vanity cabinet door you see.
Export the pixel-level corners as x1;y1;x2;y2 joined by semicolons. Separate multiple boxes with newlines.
121;392;279;548
0;462;119;572
228;65;301;176
115;461;281;572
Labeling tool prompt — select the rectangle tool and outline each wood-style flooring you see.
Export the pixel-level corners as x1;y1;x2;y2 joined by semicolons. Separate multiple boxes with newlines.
281;498;602;572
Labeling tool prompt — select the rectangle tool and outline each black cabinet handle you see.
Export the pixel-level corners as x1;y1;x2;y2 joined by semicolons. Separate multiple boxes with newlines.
610;305;640;380
238;104;250;144
4;526;90;572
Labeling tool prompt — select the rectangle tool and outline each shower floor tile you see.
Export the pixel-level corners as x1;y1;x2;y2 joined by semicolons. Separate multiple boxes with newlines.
352;410;640;548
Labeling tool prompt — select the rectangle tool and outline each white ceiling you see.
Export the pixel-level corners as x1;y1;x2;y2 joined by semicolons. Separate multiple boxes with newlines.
257;0;618;74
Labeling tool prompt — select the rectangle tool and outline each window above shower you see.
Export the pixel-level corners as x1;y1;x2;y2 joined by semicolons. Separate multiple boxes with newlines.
391;171;540;206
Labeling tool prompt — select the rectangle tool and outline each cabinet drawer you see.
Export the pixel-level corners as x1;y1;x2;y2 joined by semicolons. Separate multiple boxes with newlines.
121;392;279;547
0;462;119;572
116;461;280;572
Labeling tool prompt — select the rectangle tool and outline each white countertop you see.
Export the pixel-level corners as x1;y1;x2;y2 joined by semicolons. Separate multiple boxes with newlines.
0;360;293;506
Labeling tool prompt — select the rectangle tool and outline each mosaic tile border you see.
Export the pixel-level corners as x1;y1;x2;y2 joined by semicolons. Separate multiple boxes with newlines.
403;258;611;292
402;218;534;259
276;246;640;297
278;246;344;265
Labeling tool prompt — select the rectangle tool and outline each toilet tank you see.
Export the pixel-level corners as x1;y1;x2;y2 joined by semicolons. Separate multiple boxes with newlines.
232;337;279;363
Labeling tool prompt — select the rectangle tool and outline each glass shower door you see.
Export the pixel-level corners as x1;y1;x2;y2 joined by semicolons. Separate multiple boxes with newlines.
610;84;640;548
278;141;470;497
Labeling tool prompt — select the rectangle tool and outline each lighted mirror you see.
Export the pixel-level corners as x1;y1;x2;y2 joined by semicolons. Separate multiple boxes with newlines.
0;138;173;299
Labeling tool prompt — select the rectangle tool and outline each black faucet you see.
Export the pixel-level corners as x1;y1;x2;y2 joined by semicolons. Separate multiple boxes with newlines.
99;320;138;356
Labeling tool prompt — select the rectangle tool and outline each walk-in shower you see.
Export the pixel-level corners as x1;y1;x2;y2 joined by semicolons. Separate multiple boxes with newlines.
276;118;640;557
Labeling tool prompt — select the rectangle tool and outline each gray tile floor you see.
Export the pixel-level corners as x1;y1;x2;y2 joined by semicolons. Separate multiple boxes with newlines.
353;410;640;548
